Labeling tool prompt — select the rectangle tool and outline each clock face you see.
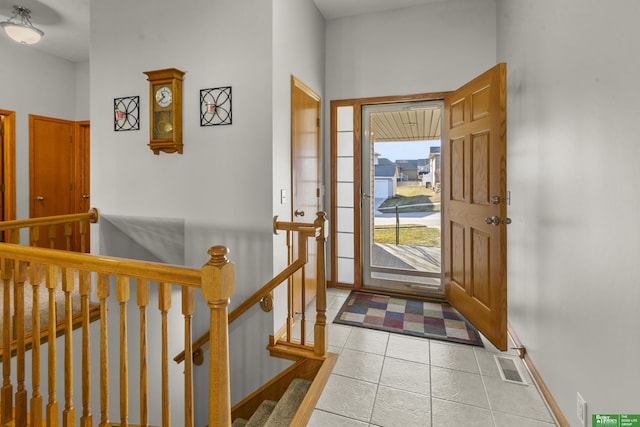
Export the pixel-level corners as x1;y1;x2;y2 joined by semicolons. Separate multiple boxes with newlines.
155;86;172;108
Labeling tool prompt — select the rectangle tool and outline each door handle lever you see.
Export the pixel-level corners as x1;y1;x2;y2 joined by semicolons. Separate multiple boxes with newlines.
294;209;305;217
36;196;44;201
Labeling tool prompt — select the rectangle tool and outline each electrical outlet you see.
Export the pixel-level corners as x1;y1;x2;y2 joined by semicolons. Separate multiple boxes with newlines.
577;392;587;426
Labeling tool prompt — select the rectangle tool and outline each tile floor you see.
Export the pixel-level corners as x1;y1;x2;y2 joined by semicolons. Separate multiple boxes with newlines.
307;288;559;427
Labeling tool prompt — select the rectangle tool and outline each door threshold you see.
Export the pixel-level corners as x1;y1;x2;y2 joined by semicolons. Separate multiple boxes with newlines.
359;286;446;302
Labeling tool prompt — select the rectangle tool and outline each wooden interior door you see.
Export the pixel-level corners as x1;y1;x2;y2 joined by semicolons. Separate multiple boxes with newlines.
29;115;76;249
291;76;321;316
443;63;508;350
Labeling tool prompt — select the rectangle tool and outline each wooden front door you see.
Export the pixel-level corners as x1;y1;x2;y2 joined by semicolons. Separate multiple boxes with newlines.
291;76;321;315
29;115;85;250
443;63;508;350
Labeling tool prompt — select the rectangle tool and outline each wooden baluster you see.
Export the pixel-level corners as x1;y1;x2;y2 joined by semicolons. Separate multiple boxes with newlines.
286;230;293;345
182;287;195;427
137;279;150;427
46;264;59;426
201;246;235;426
97;273;110;427
79;220;87;254
79;270;93;427
314;212;328;357
31;226;40;247
10;227;20;245
117;276;130;427
31;264;44;427
48;225;56;249
64;223;72;251
158;282;171;427
62;267;75;426
1;258;13;425
295;230;308;346
14;261;28;426
300;250;307;346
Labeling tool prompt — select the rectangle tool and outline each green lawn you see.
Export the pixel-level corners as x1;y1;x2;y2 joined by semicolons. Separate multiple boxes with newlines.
374;224;441;247
378;183;441;213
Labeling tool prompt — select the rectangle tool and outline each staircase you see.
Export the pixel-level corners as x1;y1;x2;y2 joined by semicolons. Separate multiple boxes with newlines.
232;378;312;427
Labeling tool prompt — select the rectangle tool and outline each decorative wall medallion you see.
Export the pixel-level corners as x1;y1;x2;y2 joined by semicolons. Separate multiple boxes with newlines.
200;86;232;126
114;96;140;131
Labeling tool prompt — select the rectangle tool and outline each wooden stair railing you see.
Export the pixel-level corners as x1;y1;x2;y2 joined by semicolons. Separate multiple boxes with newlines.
0;208;99;252
0;209;101;360
0;232;235;426
174;211;327;366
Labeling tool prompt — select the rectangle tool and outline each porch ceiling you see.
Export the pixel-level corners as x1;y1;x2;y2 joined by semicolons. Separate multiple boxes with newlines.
370;109;442;142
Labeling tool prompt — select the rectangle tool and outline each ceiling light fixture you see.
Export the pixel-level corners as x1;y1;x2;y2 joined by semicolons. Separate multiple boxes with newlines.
0;5;44;45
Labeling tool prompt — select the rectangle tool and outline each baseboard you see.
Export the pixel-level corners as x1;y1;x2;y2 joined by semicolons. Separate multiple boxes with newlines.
507;323;569;427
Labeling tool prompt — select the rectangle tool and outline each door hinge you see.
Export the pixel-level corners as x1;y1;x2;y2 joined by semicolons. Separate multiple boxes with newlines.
0;127;4;137
316;188;320;198
0;184;4;193
316;118;320;128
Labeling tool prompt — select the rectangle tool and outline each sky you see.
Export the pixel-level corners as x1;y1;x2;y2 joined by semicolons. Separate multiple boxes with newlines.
374;140;441;162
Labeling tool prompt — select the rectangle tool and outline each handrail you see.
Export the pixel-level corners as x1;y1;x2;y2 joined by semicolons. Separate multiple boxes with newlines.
230;227;314;324
173;214;324;364
0;243;202;287
0;208;99;231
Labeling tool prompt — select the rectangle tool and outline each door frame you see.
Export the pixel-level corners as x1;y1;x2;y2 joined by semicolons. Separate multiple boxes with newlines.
329;92;449;292
75;120;91;251
0;110;16;226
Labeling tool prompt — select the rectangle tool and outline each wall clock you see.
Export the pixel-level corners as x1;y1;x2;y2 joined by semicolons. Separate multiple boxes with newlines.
143;68;185;154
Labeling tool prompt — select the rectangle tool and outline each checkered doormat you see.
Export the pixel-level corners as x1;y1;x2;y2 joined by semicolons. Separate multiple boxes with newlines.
334;291;484;347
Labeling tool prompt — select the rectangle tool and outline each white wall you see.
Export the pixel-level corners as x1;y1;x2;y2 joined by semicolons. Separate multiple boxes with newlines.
75;61;90;121
90;0;274;230
497;0;640;423
325;0;497;101
0;38;80;219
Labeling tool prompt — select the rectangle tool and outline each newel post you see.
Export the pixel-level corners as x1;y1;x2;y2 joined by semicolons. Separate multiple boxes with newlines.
200;246;235;426
314;212;328;357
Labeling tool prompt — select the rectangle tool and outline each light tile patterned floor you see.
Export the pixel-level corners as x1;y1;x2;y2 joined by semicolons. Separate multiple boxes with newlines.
308;288;559;427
